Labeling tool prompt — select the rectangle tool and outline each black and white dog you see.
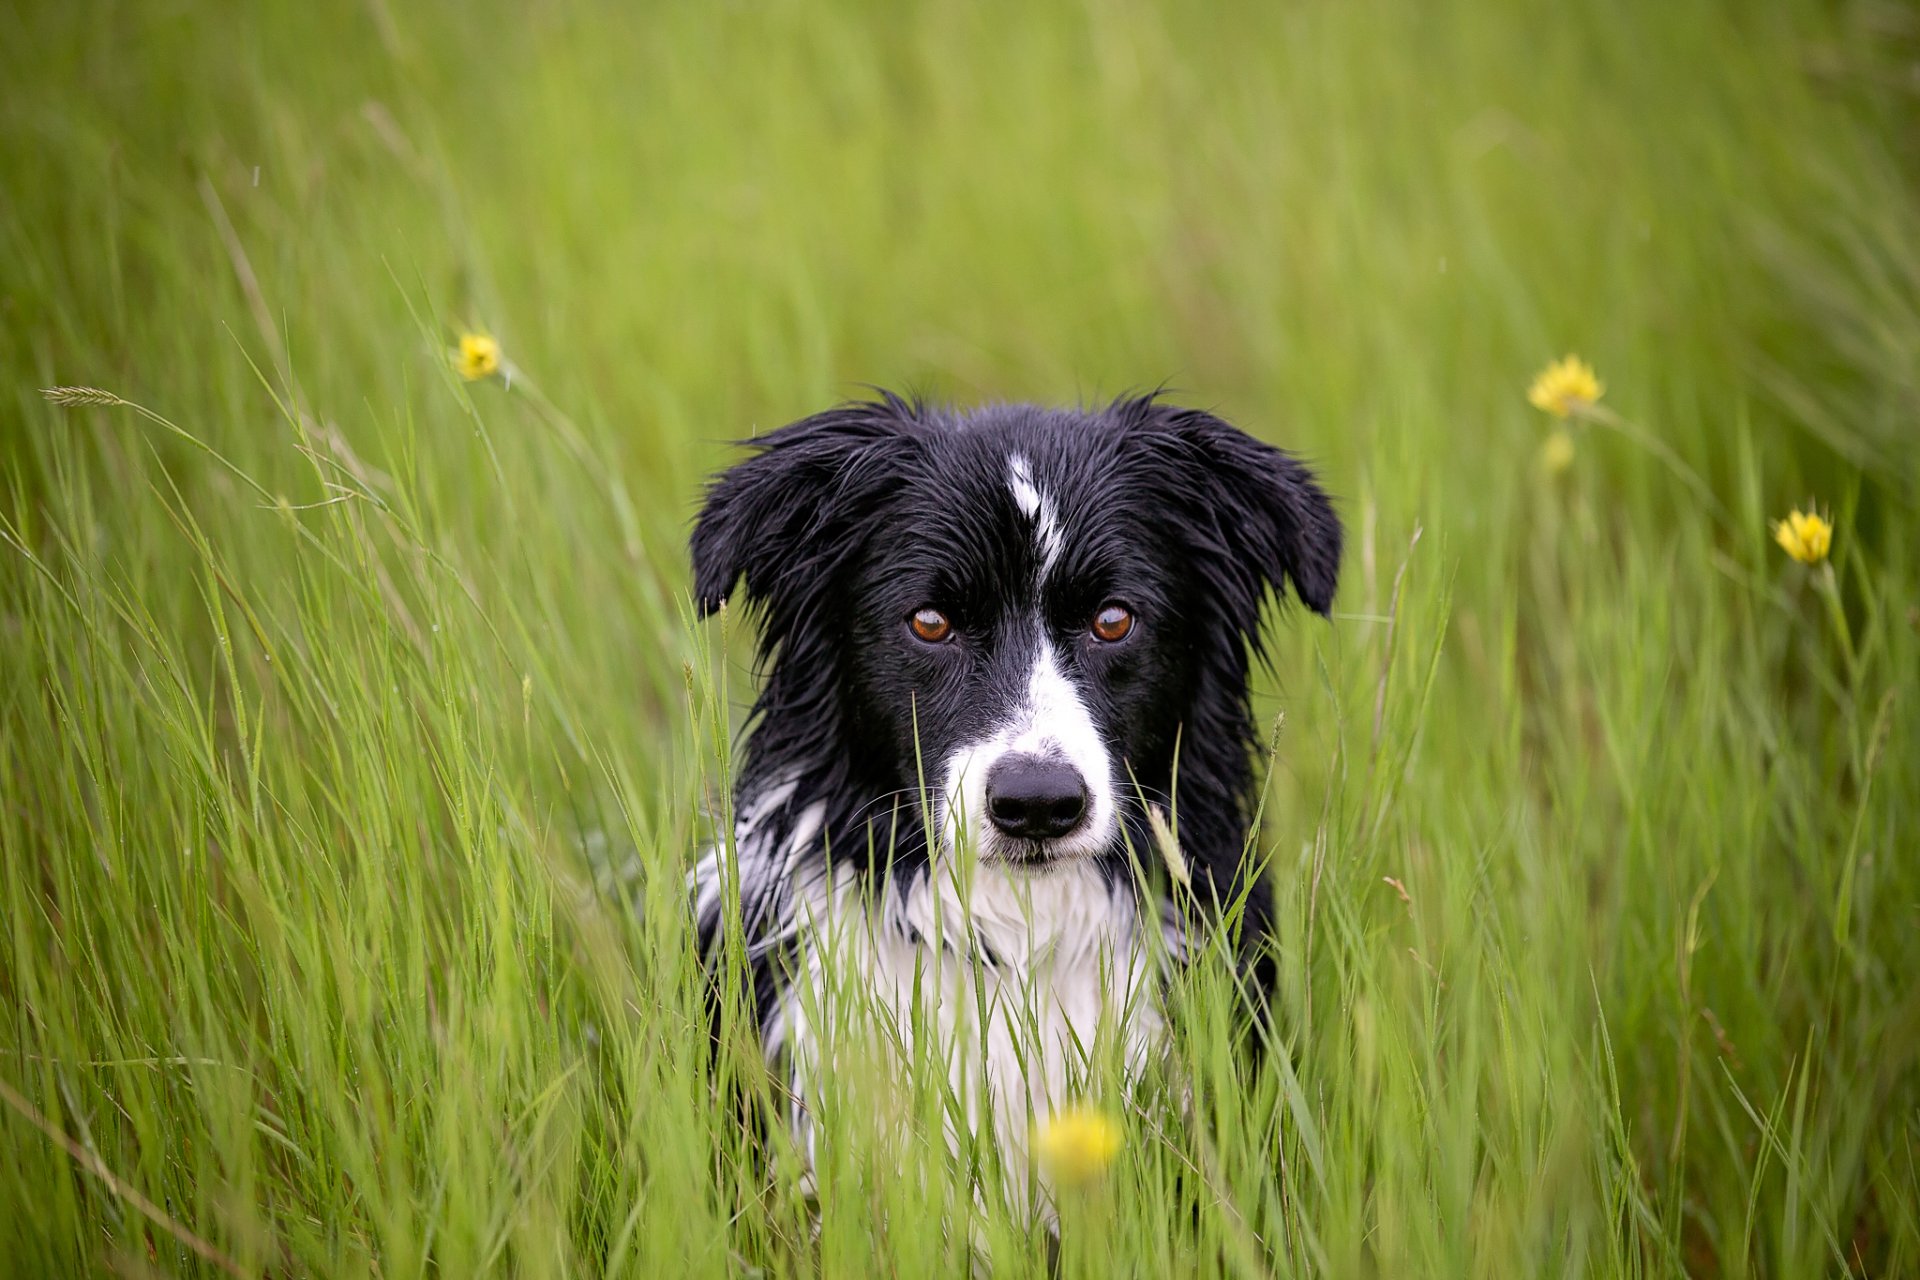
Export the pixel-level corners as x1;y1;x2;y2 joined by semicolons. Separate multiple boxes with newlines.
690;393;1339;1195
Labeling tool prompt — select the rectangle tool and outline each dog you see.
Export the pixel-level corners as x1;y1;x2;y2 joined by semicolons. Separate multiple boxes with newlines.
689;392;1339;1208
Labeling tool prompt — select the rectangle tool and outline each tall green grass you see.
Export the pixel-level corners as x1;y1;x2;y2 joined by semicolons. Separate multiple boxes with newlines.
3;0;1916;1274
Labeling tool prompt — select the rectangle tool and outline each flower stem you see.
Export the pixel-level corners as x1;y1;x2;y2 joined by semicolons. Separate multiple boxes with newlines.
1812;560;1858;688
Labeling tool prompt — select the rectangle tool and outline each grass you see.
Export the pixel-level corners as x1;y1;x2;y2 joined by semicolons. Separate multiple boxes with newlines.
3;0;1918;1274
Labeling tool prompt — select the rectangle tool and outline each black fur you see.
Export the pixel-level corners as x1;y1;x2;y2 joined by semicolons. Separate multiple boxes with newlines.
691;392;1340;998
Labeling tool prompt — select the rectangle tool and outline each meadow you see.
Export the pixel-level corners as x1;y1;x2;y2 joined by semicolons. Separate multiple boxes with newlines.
3;1;1917;1275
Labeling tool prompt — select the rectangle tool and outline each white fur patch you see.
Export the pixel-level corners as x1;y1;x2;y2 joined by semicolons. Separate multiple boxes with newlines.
780;854;1162;1218
1006;453;1063;577
690;781;827;993
937;634;1115;865
692;774;1173;1221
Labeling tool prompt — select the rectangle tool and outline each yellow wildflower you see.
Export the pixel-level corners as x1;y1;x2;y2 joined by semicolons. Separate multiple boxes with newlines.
1033;1105;1122;1188
454;332;501;381
1539;429;1576;475
1772;507;1832;565
1527;355;1604;418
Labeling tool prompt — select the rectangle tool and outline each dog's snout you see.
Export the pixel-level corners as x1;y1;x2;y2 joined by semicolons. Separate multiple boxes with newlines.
985;754;1089;841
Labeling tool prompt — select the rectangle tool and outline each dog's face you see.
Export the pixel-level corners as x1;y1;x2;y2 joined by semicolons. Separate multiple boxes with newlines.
693;395;1340;873
840;435;1188;867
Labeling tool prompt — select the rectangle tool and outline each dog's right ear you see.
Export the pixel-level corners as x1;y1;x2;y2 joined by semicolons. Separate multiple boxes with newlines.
691;397;921;619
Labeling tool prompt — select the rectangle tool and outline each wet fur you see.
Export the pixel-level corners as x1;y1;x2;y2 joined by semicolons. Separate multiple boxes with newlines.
688;392;1340;1195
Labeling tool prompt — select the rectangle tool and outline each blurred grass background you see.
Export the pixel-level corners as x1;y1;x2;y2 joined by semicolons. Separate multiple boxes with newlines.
3;0;1918;1275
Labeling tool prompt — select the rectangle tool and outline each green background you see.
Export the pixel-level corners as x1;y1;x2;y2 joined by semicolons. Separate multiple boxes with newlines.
3;1;1916;1274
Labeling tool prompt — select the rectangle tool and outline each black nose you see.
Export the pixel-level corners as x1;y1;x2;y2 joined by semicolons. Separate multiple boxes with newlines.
985;755;1089;841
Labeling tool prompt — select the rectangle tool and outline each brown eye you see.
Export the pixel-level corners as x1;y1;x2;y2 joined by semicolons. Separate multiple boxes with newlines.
1091;603;1134;643
909;608;952;643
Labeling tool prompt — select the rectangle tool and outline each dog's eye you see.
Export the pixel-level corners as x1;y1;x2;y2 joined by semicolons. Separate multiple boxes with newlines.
909;608;953;644
1090;603;1134;643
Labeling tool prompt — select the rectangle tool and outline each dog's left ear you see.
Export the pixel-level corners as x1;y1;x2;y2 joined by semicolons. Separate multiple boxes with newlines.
1131;397;1342;620
691;396;921;622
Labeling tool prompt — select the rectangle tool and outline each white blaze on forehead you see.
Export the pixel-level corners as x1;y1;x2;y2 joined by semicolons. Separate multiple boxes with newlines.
1006;453;1063;577
937;630;1115;864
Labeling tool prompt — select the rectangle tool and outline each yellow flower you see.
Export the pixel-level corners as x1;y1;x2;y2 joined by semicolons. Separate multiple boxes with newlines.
1527;355;1604;418
1772;507;1832;565
454;332;501;381
1033;1105;1122;1188
1539;429;1576;475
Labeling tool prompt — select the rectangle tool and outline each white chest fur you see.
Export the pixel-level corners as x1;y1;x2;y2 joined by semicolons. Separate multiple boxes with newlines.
701;820;1168;1206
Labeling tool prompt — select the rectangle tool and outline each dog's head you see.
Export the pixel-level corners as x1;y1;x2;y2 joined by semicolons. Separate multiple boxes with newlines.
693;393;1339;876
